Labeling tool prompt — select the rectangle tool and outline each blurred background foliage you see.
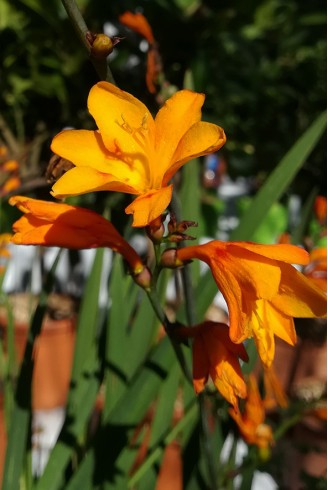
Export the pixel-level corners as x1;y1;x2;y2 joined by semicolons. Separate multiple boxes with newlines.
0;0;326;196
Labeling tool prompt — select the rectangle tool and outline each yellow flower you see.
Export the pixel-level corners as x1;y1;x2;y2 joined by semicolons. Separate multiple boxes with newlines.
176;241;327;367
229;374;274;452
51;82;226;227
190;321;248;410
9;196;144;274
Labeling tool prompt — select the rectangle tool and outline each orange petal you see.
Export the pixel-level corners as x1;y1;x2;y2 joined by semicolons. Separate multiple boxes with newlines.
88;82;155;156
119;11;155;43
272;263;327;318
154;90;204;179
51;166;139;199
192;336;210;394
231;242;309;266
163;122;226;185
125;185;173;227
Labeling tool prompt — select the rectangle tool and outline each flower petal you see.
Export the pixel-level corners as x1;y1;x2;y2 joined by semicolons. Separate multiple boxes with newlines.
51;130;111;171
125;185;173;227
88;82;155;156
51;166;140;199
154;90;204;177
272;263;327;318
231;242;309;266
163;122;226;185
192;335;210;394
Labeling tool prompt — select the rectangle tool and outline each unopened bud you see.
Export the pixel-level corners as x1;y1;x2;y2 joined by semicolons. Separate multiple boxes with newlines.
146;215;165;243
160;248;185;268
132;266;152;290
90;34;114;58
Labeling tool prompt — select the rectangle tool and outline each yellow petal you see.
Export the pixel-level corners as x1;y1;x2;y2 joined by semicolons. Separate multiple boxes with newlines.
272;263;327;318
125;185;173;227
51;130;111;172
270;303;296;346
163;122;226;185
88;82;155;157
154;90;204;177
251;301;276;367
232;242;309;266
51;166;139;199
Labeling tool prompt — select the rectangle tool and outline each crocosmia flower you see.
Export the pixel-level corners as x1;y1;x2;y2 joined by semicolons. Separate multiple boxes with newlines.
229;374;274;454
191;321;248;410
9;196;144;274
176;241;327;367
51;82;226;227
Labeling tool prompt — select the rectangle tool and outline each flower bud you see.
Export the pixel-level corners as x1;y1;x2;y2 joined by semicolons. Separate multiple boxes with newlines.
90;34;114;58
132;266;152;290
160;248;185;268
146;215;165;243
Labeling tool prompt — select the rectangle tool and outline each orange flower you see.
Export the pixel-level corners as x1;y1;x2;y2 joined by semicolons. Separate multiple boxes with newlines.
119;11;159;93
229;374;274;452
119;11;155;44
263;366;288;410
9;196;144;274
176;241;327;367
183;321;248;410
51;82;226;227
304;246;327;292
314;196;327;225
0;233;12;259
0;159;21;196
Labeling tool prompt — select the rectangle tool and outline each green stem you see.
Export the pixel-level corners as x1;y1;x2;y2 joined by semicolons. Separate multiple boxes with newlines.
146;288;192;383
61;0;115;83
171;188;218;490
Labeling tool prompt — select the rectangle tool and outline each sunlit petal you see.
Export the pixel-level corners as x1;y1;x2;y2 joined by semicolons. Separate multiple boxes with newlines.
163;122;226;184
125;185;173;227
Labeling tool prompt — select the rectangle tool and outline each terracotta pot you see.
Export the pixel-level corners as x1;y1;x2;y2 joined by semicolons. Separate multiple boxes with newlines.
0;293;76;410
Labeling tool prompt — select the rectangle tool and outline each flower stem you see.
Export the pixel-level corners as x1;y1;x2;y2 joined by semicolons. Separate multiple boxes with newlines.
145;288;192;383
61;0;115;83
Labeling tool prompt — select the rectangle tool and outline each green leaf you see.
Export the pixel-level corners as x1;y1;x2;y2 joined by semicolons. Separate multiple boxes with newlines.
2;251;61;490
193;112;327;320
230;112;326;241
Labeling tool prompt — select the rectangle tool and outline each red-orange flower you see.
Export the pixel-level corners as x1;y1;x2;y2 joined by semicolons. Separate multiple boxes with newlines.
314;196;327;225
119;12;159;94
181;321;248;410
176;241;327;367
50;82;226;227
119;11;155;44
304;246;327;292
9;196;144;274
229;374;274;452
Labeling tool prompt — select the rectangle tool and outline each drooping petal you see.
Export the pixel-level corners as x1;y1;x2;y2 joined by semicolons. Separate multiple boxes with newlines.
88;82;155;156
119;11;155;43
154;90;205;179
250;301;276;367
272;263;327;318
163;122;226;185
125;184;173;227
192;335;209;394
231;242;309;266
51;166;140;199
269;302;296;346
